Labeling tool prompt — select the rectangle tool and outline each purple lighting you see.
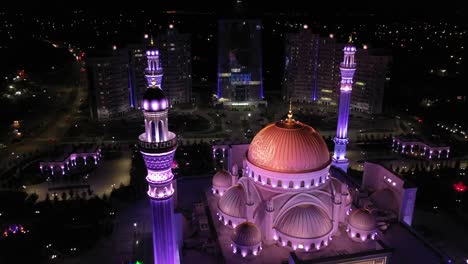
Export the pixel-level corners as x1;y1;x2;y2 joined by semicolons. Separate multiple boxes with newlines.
139;46;179;262
333;42;356;172
151;101;159;111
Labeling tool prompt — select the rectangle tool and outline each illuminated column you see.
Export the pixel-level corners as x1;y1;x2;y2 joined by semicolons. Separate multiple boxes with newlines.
264;199;275;245
140;117;179;264
139;44;179;263
333;38;356;172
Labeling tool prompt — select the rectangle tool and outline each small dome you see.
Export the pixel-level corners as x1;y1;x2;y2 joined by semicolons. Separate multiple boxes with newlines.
276;204;332;239
247;121;330;173
213;170;232;188
142;88;168;111
348;209;376;231
218;185;246;218
231;222;261;247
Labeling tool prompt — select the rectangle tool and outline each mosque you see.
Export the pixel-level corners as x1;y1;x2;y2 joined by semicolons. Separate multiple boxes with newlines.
211;109;377;259
138;37;447;264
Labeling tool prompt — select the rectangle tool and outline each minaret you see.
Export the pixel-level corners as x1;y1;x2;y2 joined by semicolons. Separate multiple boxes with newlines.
332;36;356;172
145;37;163;89
138;43;180;264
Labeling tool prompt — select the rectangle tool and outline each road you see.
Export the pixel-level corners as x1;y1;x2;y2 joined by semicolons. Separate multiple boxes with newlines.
0;62;86;175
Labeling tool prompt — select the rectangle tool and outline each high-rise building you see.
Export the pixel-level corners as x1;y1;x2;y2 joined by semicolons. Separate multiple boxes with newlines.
86;50;131;120
128;28;192;107
217;19;265;108
138;43;180;264
352;48;392;114
283;28;341;106
333;40;356;172
157;26;192;105
127;44;148;108
283;28;391;114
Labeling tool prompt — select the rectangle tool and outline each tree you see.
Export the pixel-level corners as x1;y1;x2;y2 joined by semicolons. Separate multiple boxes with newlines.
28;193;39;204
61;192;67;201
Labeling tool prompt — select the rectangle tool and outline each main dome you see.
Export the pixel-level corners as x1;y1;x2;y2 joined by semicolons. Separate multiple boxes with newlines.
247;120;330;173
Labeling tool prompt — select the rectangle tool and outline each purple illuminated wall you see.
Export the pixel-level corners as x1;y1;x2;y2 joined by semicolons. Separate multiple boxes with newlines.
150;196;179;264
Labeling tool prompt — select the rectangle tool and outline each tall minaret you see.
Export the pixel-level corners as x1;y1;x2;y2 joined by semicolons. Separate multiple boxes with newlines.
333;36;356;172
145;37;164;89
138;43;180;264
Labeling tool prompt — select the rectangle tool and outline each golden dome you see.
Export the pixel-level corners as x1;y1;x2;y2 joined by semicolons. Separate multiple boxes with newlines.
247;120;330;173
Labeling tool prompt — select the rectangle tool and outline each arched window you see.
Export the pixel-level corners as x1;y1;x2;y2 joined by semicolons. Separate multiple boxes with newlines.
300;181;305;188
289;181;294;188
356;233;361;238
287;241;292;247
228;220;232;226
258;175;262;182
267;178;271;185
277;180;282;187
151;121;156;142
158;120;164;142
311;179;315;186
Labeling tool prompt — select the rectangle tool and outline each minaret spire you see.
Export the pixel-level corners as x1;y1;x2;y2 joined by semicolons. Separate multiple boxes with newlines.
332;39;357;172
145;37;163;89
287;99;293;121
